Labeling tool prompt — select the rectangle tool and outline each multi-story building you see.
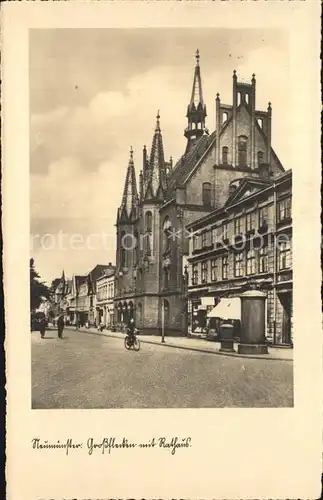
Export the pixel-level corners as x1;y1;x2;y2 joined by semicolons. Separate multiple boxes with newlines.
96;265;116;327
115;50;285;335
62;264;112;326
186;169;292;345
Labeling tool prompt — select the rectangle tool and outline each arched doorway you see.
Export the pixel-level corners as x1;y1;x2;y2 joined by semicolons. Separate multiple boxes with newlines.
137;302;142;326
117;302;122;323
129;301;134;321
122;302;129;325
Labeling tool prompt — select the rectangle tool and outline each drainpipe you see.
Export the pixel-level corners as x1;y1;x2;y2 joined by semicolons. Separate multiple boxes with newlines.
273;180;277;345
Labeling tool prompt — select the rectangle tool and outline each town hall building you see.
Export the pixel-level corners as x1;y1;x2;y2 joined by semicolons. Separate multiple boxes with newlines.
114;50;286;335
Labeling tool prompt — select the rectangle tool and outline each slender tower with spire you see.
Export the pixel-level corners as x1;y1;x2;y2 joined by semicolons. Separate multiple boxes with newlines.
143;111;167;202
117;146;139;222
184;49;207;153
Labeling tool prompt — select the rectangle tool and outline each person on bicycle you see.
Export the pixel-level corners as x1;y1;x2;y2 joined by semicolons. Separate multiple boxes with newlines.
127;318;136;341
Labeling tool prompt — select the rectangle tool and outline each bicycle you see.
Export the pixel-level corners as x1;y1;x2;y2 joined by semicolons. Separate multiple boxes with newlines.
124;329;140;351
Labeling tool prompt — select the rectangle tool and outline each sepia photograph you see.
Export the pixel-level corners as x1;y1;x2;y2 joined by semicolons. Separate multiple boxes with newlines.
4;2;321;499
30;28;294;410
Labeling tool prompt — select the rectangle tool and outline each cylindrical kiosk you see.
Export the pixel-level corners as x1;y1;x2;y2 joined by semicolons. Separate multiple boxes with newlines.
238;289;268;355
219;322;235;353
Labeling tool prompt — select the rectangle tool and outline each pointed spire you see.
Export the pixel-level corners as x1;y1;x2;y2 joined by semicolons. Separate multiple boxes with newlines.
184;50;207;150
144;112;167;200
119;146;139;219
155;110;161;132
189;49;204;109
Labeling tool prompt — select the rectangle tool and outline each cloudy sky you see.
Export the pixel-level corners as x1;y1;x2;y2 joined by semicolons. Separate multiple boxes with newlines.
30;28;290;284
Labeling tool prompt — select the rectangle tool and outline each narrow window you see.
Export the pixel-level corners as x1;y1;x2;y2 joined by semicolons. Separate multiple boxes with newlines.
192;264;199;285
222;256;228;280
234;217;243;235
211;259;217;282
238;136;248;167
120;231;126;267
234;252;244;277
259;245;268;273
246;213;254;232
145;211;152;232
163;217;171;252
164;268;170;289
202;182;212;206
278;240;292;270
222;146;229;165
246;249;256;275
278;197;292;222
201;261;208;283
257;151;264;165
259;207;268;228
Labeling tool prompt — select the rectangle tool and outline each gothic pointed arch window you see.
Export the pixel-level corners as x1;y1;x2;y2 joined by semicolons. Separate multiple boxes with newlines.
238;135;248;167
145;211;152;232
120;231;126;268
163;216;172;253
144;211;153;256
202;182;212;206
133;229;139;266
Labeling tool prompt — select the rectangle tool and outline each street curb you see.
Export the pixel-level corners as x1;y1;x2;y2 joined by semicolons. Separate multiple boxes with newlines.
65;327;293;362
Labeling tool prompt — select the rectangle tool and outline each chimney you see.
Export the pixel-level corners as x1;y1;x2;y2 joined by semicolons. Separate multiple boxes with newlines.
258;163;270;180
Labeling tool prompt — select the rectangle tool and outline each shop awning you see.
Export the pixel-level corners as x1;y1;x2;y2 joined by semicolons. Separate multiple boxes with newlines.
207;298;241;320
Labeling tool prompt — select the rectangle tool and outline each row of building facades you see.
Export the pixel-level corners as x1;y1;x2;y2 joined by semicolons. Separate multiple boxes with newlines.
53;51;293;345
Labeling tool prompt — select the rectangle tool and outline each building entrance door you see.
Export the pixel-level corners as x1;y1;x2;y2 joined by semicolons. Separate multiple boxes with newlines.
278;292;292;344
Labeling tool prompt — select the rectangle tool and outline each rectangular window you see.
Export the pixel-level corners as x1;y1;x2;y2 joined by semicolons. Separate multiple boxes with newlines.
234;252;244;277
192;234;198;251
278;240;292;270
192;264;198;285
202;232;207;248
278;197;292;222
222;223;228;240
259;207;268;227
222;256;228;280
234;217;243;235
246;249;256;275
246;212;254;232
259;246;268;273
211;259;217;282
201;262;208;283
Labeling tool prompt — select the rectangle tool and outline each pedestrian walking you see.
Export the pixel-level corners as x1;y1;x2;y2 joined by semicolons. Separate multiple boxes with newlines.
40;317;46;339
57;315;64;339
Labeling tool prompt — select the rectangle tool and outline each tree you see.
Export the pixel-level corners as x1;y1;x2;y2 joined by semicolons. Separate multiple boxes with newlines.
30;258;51;312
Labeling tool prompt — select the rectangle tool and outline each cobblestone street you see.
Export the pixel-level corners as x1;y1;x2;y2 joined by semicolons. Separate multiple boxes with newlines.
31;328;293;409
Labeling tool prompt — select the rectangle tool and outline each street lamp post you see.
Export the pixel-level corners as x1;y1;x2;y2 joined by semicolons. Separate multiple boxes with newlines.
161;299;165;343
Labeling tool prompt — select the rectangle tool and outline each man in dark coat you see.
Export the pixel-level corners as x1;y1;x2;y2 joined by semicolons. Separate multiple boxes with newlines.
40;317;46;339
57;315;64;339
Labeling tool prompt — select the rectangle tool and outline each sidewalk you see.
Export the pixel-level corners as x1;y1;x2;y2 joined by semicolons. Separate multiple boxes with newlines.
65;326;293;361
